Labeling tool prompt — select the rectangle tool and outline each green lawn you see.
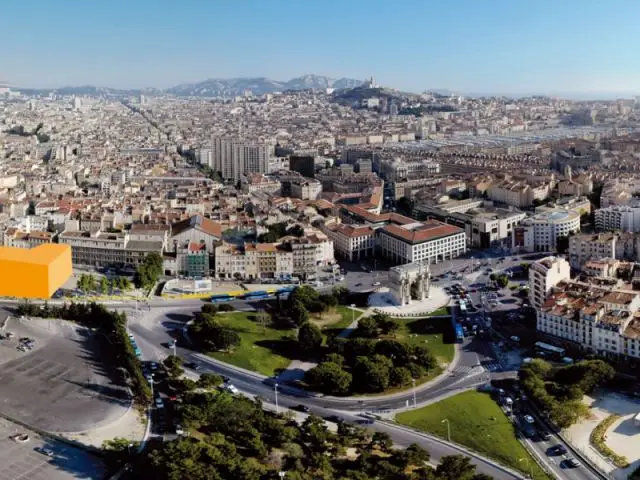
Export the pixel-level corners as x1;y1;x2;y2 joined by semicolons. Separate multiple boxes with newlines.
394;316;455;366
397;391;550;480
207;312;295;376
317;305;362;339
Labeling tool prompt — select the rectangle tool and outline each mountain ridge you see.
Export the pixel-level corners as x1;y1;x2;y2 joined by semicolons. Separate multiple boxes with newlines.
16;74;364;97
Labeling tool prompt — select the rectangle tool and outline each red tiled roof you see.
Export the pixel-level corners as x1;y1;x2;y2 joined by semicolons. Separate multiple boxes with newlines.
381;220;463;244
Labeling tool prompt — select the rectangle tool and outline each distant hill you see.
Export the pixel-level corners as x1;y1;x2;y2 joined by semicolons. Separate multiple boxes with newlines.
331;85;420;107
15;75;363;98
165;75;363;97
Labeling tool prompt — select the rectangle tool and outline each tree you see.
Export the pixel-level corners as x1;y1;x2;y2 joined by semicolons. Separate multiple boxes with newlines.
209;327;241;351
369;431;393;453
135;252;164;289
77;274;88;293
355;316;379;338
495;274;509;288
390;366;413;387
163;355;184;378
353;355;392;393
436;455;478;480
197;373;223;390
287;224;305;237
102;437;139;468
99;276;109;295
255;310;271;333
298;322;323;351
290;300;310;326
86;274;97;292
306;361;352;395
556;234;570;254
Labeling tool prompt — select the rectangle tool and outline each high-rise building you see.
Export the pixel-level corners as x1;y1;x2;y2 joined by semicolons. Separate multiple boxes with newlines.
289;155;315;178
206;138;272;183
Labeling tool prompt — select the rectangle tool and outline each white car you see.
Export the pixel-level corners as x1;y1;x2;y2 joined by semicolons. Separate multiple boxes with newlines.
523;415;535;424
155;398;164;408
373;282;381;286
222;384;239;394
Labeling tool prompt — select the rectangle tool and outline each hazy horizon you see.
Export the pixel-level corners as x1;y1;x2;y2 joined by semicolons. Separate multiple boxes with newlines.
3;0;640;99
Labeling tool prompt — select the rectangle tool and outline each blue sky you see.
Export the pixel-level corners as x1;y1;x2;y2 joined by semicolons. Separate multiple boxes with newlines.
2;0;640;96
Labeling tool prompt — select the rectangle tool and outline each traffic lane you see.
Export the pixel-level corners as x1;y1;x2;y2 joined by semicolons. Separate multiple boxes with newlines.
524;433;600;480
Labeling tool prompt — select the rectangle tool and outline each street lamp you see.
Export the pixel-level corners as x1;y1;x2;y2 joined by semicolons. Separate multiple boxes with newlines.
127;443;134;456
274;383;279;414
518;458;532;479
441;418;451;442
411;378;417;409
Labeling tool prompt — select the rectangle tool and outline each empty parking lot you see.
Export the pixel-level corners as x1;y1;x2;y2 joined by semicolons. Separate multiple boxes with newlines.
0;417;104;480
0;315;130;433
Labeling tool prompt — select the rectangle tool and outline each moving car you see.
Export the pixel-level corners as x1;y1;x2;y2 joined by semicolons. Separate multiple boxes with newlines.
294;404;311;413
551;444;567;455
523;415;535;424
35;447;55;457
565;457;581;468
155;398;164;408
222;383;239;394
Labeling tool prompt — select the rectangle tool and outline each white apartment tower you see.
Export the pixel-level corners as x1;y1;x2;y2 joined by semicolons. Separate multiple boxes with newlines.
529;256;571;309
209;137;272;183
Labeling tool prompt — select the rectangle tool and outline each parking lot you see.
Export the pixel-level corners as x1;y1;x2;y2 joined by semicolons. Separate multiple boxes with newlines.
0;417;104;480
0;315;130;433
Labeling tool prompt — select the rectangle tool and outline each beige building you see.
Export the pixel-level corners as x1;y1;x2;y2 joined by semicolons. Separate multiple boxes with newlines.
528;256;571;309
324;223;375;262
568;233;617;270
537;281;640;360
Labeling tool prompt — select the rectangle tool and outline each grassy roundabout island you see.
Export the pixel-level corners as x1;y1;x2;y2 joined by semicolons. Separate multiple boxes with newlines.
189;286;455;396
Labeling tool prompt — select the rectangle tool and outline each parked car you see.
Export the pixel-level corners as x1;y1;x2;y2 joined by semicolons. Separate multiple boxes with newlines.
523;415;535;424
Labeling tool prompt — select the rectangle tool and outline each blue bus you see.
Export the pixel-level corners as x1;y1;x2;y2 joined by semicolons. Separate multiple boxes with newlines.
455;324;464;343
211;294;234;303
276;286;295;294
134;346;141;357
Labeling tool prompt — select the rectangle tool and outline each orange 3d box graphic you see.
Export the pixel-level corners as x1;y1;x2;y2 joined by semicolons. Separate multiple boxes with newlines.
0;244;72;299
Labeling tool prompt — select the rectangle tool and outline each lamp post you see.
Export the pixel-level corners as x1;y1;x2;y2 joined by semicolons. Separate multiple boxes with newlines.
441;418;451;442
411;378;417;409
274;383;279;414
518;458;532;479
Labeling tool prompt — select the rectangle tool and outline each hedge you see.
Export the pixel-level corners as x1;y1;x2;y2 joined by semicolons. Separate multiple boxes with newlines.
589;415;629;468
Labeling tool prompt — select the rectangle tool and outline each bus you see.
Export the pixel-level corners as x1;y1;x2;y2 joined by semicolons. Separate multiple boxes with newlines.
455;324;464;343
134;346;141;357
534;341;566;359
211;294;234;303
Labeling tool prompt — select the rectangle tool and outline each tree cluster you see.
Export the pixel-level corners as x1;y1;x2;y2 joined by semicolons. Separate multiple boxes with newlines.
134;252;164;290
189;306;241;352
306;313;436;395
129;389;493;480
257;222;305;243
519;358;614;428
77;273;132;294
17;301;151;404
280;285;345;328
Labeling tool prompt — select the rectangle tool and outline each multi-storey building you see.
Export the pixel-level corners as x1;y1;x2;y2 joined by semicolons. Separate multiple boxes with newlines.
595;205;640;232
377;220;466;265
59;230;164;268
568;233;617;270
324;223;375;261
214;235;334;281
528;256;571;309
203;137;273;183
512;209;580;253
536;281;640;360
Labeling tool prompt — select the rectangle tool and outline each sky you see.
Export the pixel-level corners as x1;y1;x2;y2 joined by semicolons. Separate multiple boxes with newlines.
2;0;640;97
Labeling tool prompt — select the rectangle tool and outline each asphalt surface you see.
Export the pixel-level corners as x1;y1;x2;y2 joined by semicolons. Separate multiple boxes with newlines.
0;417;104;480
0;315;130;433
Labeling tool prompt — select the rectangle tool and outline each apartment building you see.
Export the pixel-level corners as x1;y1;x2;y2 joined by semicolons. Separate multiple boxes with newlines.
537;281;640;360
290;178;322;200
512;209;580;253
324;223;375;261
568;233;617;270
488;181;552;208
3;228;54;249
203;137;274;183
214;235;334;281
377;220;466;265
528;256;571;309
59;230;164;268
595;205;640;232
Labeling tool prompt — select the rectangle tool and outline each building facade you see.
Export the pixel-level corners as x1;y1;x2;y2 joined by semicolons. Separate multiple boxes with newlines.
512;209;580;253
528;256;571;309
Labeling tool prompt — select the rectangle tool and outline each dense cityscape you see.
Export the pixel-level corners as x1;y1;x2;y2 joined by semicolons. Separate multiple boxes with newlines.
3;2;640;479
